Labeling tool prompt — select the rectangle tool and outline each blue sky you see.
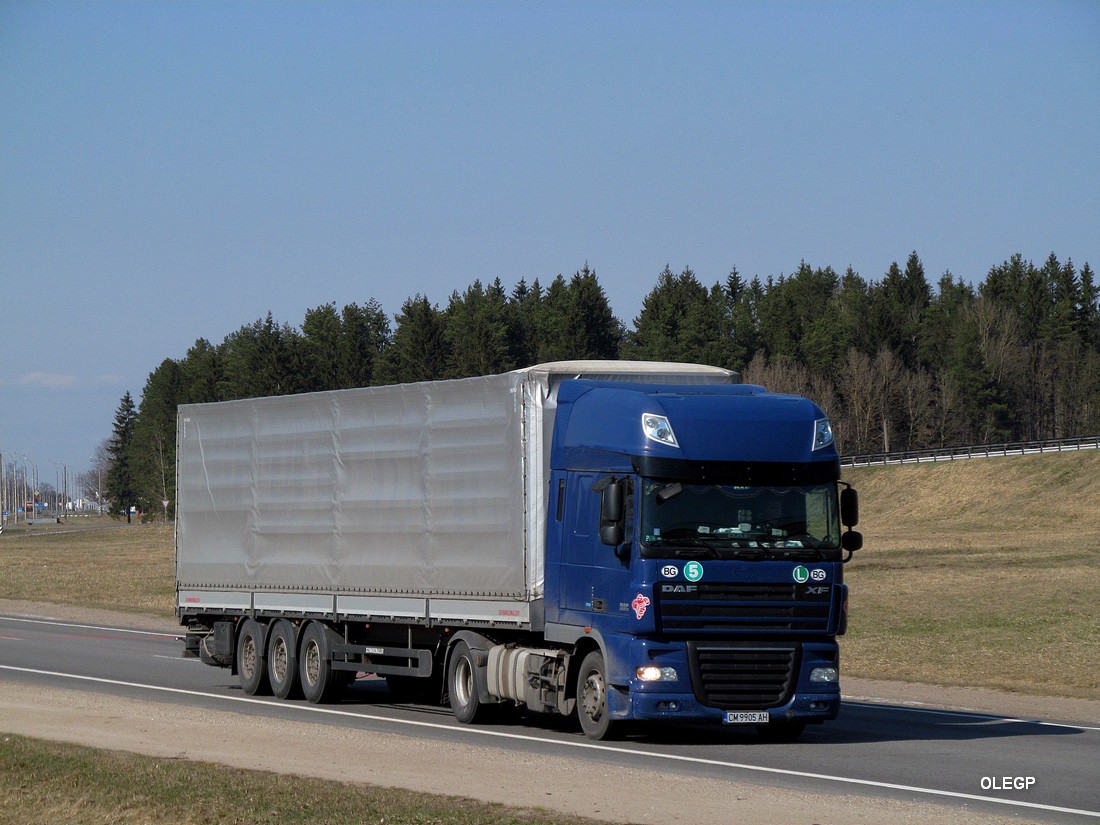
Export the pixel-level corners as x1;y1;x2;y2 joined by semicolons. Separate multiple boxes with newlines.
2;0;1098;481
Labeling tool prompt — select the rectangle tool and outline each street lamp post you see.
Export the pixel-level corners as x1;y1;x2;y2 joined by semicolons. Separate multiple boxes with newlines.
49;460;61;519
89;457;103;516
23;456;39;522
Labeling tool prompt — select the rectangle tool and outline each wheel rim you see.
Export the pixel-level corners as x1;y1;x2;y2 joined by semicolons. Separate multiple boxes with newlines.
303;640;321;687
453;655;474;708
271;637;288;683
241;636;257;680
581;669;605;723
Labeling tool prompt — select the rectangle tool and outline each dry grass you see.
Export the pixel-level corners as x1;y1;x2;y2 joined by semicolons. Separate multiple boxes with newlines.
0;520;175;617
0;734;597;825
842;450;1100;699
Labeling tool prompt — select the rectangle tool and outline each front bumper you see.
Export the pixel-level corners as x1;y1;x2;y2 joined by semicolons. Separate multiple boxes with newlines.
610;637;842;725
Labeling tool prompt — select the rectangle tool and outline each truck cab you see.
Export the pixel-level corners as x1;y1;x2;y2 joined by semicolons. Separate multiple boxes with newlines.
542;378;860;738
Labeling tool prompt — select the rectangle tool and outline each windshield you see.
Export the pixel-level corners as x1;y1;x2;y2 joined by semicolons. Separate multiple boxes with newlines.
640;480;842;560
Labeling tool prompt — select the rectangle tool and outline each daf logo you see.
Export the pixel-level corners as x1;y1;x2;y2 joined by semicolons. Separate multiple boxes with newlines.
660;584;698;593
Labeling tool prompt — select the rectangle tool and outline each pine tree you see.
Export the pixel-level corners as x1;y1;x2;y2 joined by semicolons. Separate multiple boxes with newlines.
300;303;344;391
218;313;302;399
867;253;930;368
724;268;758;369
384;295;447;383
510;278;543;367
624;265;710;362
562;266;622;360
533;275;572;363
1076;263;1099;348
131;360;180;518
105;392;139;523
443;279;514;377
179;338;221;404
339;299;391;387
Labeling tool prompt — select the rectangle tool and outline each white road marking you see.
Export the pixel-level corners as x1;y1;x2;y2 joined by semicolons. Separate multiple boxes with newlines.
843;696;1100;733
1;664;1097;819
0;616;180;639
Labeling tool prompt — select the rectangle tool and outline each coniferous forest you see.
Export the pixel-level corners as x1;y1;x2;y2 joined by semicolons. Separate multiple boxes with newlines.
105;252;1099;518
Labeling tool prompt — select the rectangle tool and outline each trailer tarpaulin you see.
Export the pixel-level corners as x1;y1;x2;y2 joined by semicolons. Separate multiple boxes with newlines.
176;372;530;598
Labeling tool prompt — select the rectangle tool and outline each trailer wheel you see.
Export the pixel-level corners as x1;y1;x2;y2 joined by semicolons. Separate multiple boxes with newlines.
447;641;488;724
236;619;271;696
298;622;341;704
576;650;616;740
267;620;300;700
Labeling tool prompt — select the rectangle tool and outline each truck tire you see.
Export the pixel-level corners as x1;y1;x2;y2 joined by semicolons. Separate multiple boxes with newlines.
236;618;271;696
576;650;616;740
447;640;488;724
298;622;341;704
267;620;300;700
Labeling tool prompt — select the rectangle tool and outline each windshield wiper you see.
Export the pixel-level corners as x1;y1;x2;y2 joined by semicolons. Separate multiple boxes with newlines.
647;535;776;560
646;535;721;559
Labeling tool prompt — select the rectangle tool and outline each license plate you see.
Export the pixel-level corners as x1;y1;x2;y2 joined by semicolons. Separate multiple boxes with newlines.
724;711;770;724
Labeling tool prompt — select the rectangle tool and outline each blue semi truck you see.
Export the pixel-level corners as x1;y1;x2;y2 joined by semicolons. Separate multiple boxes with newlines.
178;361;861;740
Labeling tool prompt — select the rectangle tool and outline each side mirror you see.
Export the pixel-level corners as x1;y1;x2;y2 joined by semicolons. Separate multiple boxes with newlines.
600;522;624;547
601;479;624;523
841;529;863;553
840;487;859;527
599;478;626;548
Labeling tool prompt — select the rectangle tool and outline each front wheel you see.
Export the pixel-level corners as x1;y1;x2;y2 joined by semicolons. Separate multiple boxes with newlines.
576;650;617;740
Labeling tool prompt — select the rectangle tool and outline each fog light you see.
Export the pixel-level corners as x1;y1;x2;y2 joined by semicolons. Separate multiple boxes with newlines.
636;665;678;682
810;667;838;684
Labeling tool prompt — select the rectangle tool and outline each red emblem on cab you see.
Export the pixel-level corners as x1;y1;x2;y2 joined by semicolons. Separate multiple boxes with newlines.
631;593;651;620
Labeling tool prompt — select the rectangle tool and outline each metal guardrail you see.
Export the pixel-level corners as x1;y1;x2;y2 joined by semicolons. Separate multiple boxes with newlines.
841;435;1100;467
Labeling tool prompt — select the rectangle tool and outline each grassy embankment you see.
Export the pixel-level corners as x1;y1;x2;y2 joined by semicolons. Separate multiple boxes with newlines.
842;449;1100;699
0;734;596;825
1;450;1097;823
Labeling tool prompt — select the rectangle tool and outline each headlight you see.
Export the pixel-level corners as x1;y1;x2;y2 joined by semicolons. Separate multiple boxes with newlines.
642;414;678;447
636;665;678;682
810;666;838;684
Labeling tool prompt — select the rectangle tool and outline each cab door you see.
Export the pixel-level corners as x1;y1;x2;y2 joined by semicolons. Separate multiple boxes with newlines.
557;472;635;627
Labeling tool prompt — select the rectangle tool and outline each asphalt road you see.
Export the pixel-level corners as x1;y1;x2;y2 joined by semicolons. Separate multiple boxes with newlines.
1;613;1098;823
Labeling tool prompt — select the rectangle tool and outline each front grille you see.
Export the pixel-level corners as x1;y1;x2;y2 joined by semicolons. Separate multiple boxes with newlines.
656;582;832;633
688;642;798;709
